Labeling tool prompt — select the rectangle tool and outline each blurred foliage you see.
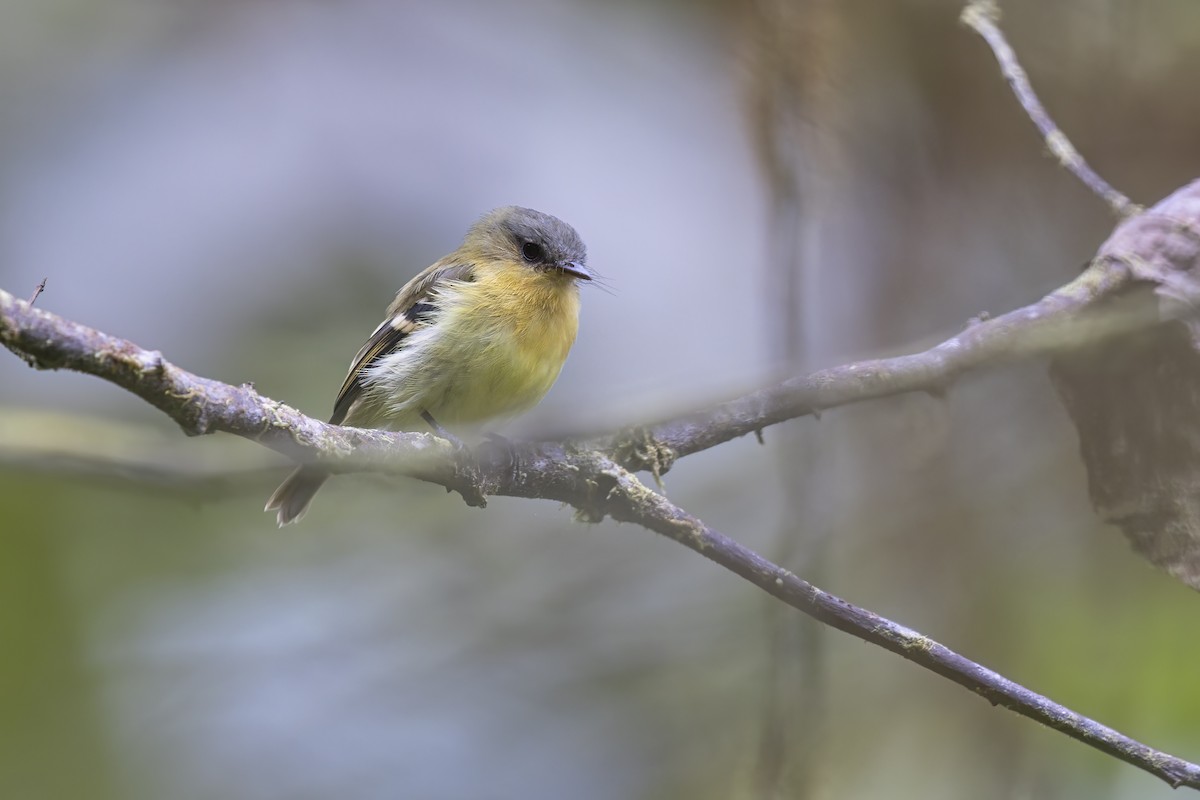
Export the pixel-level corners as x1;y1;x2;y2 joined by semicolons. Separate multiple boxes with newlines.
3;0;1200;798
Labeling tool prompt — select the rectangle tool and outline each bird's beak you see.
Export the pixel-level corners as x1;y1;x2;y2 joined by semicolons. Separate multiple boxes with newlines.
558;261;592;281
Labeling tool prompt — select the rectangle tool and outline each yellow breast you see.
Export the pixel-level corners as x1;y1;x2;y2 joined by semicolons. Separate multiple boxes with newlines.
424;266;581;426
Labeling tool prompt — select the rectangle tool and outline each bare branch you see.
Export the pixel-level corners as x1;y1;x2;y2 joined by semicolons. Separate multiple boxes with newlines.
961;0;1138;217
0;289;473;492
631;177;1200;474
1;244;1199;786
631;258;1134;471
17;169;1200;492
6;176;1200;787
0;261;1126;494
0;254;1142;493
594;462;1200;790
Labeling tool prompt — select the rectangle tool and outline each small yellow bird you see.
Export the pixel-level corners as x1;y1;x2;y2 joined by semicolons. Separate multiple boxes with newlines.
266;206;591;525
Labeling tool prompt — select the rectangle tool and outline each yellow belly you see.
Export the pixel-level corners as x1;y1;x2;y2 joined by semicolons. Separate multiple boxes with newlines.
427;339;566;424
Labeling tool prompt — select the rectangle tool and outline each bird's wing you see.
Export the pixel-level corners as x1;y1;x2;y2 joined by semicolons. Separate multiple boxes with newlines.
329;261;475;425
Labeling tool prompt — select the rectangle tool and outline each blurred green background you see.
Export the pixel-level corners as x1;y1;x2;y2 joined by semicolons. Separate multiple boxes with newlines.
3;0;1200;798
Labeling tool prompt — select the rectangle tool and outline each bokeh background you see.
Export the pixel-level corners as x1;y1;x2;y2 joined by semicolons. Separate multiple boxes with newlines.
3;0;1200;798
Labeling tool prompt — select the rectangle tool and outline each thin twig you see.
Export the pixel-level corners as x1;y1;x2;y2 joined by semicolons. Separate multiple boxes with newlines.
961;0;1138;218
28;278;46;306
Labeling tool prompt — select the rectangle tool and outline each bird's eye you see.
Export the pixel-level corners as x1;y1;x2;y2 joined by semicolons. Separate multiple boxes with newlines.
521;241;545;263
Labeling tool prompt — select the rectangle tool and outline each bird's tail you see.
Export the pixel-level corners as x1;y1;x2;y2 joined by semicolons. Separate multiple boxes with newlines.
265;466;329;526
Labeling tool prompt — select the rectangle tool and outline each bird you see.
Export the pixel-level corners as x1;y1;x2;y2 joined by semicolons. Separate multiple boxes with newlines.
265;206;591;525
